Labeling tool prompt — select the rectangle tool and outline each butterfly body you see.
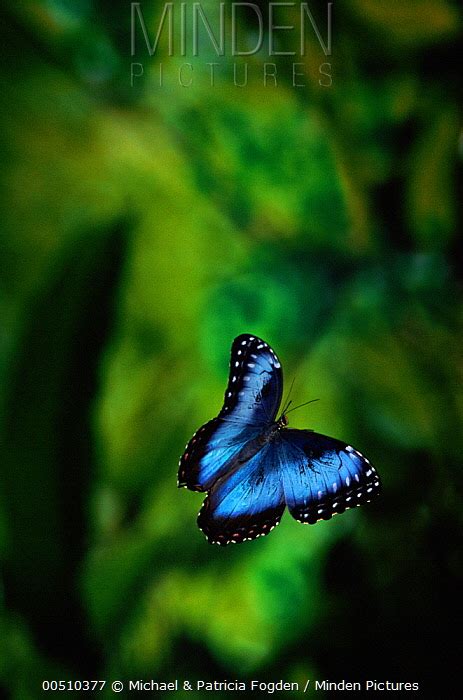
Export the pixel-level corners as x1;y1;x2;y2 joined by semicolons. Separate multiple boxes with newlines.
179;334;380;545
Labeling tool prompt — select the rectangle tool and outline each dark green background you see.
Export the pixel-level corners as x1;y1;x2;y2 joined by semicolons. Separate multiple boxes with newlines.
0;1;461;697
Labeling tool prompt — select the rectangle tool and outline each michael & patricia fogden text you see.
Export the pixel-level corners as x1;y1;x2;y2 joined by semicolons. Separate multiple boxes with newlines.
129;679;420;692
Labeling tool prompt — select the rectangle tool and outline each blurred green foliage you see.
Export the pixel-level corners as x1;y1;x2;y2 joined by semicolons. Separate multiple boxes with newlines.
0;0;462;697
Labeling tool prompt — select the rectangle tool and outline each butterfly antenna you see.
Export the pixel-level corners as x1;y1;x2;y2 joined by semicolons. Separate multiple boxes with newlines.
284;398;320;415
281;375;296;415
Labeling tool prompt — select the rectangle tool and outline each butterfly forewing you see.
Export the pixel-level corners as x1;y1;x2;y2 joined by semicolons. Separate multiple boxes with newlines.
178;334;283;492
219;334;283;426
178;418;262;491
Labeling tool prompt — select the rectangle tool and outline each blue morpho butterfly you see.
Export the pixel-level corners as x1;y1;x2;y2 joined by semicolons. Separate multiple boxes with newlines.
178;334;381;545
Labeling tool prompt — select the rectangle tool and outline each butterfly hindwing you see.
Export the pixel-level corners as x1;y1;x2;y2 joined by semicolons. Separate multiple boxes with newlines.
279;429;381;524
197;444;285;545
178;334;282;492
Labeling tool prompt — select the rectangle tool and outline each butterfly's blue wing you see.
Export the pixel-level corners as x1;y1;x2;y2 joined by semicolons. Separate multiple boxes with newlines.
197;443;285;545
218;334;283;427
279;429;381;524
178;417;263;492
178;334;283;492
